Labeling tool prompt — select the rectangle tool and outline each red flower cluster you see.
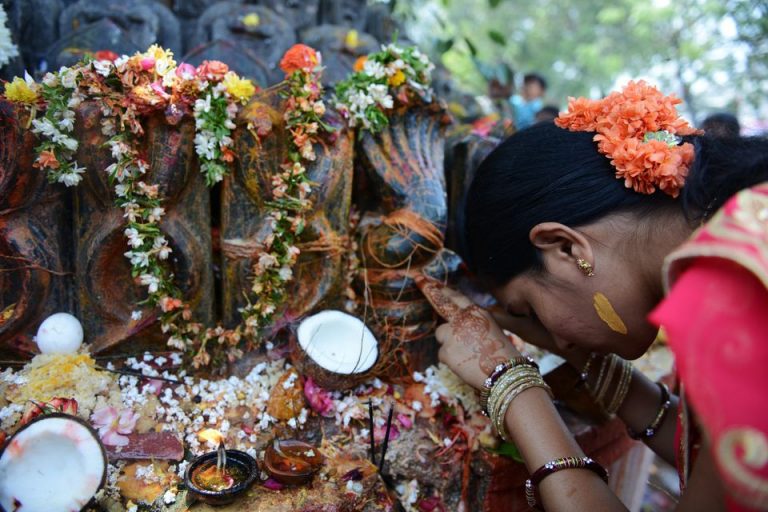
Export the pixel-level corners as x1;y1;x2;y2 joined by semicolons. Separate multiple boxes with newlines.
279;44;319;75
555;81;702;197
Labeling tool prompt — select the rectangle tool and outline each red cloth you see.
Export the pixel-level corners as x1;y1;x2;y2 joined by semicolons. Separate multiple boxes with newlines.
652;258;768;511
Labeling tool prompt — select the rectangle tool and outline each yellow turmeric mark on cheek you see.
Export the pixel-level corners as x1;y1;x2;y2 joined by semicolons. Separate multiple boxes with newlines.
593;292;628;335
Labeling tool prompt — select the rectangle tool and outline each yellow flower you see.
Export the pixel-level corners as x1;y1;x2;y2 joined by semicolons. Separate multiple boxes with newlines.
143;44;176;76
389;70;406;87
4;76;39;104
241;13;260;27
223;71;256;103
345;30;359;49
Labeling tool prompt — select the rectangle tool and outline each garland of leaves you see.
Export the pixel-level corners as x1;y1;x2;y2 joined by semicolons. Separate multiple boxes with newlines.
334;42;435;134
2;43;328;368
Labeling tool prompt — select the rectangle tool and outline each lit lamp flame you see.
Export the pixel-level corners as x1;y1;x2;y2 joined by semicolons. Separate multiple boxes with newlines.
198;428;227;471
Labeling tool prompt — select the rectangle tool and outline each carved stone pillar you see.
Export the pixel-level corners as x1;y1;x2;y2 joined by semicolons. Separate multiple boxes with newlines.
72;103;213;354
0;100;72;359
222;87;353;333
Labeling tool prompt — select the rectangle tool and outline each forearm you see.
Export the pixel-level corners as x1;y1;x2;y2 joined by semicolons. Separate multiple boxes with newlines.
615;368;678;466
505;387;628;512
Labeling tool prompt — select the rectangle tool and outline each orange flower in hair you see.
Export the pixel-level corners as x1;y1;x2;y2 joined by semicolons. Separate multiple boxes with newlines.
555;81;702;198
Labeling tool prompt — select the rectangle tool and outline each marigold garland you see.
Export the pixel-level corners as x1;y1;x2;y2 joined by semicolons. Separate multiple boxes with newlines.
1;44;327;368
555;80;703;198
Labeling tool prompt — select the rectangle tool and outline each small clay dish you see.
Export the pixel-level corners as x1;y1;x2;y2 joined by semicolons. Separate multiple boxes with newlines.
185;449;258;505
264;439;324;485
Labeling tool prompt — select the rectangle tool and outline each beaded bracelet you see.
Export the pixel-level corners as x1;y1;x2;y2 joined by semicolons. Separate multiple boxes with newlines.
628;382;671;440
479;357;540;416
525;456;609;510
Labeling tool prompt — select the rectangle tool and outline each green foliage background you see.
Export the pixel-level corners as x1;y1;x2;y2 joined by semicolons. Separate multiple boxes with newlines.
393;0;767;124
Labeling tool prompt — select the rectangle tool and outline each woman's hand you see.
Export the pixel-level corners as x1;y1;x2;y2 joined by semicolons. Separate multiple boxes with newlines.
416;276;520;389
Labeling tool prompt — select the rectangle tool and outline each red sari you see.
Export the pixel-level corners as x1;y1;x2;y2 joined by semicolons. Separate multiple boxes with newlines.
651;183;768;511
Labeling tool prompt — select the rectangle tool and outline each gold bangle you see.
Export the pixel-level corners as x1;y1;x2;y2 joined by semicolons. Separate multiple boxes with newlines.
595;354;618;406
606;360;633;415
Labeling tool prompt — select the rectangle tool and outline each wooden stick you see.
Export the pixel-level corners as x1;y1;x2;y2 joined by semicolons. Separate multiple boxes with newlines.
379;406;394;473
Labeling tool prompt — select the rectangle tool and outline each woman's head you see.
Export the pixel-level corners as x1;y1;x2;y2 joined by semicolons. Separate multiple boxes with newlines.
465;122;768;358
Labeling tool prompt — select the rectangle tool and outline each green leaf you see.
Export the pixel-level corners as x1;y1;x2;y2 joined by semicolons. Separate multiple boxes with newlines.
435;38;455;54
487;442;524;462
488;30;507;46
489;0;502;7
464;37;478;57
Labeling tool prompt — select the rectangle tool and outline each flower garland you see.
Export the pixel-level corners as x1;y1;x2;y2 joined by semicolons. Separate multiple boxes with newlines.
334;43;434;134
555;80;702;197
235;44;330;348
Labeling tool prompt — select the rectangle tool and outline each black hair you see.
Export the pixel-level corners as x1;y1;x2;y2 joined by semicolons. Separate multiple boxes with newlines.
523;73;547;91
701;112;740;138
464;122;768;287
534;105;560;123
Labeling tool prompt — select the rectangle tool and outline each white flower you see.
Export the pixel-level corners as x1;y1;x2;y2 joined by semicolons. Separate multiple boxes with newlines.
58;66;78;89
257;253;278;271
194;94;212;115
67;94;83;109
31;118;58;138
139;274;161;294
124;227;144;248
124;250;150;268
278;266;293;281
41;72;58;88
93;59;113;77
153;236;172;260
58;167;84;187
367;83;393;109
58;110;76;131
194;131;217;160
114;55;129;68
148;207;165;223
108;141;128;160
362;59;386;79
131;310;143;321
115;183;128;197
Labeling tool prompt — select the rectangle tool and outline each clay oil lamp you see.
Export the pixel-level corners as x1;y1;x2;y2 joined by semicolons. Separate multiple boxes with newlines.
263;438;324;486
185;429;258;505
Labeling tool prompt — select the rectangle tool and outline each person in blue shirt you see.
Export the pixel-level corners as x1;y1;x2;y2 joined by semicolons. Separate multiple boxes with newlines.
511;73;547;130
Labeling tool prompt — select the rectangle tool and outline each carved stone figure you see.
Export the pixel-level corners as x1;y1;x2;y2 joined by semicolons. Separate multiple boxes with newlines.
190;2;296;84
221;86;354;330
2;0;63;74
0;100;72;359
318;0;367;31
57;0;181;58
257;0;320;34
300;25;378;85
72;103;213;354
353;102;456;375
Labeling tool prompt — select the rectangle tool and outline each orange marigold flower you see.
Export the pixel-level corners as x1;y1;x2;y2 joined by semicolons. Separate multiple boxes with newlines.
34;150;60;170
556;80;702;198
279;44;319;75
353;56;367;72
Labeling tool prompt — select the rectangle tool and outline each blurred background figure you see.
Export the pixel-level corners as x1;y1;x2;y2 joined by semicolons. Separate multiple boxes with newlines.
511;72;547;130
477;61;515;121
701;112;741;138
534;105;560;124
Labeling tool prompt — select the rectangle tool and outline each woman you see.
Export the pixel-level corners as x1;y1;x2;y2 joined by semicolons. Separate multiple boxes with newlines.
416;81;768;511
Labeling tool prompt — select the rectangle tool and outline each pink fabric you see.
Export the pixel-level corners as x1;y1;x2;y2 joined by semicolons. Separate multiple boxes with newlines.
651;258;768;511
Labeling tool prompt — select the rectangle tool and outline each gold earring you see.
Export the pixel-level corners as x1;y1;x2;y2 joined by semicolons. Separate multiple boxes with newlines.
577;258;595;277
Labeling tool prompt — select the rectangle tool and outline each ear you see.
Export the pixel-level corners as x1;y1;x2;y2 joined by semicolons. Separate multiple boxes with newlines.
529;222;595;273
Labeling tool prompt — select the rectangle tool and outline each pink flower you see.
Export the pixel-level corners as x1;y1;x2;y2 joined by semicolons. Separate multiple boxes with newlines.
303;377;335;417
90;406;139;446
175;63;197;80
150;81;170;100
397;413;413;429
140;57;156;71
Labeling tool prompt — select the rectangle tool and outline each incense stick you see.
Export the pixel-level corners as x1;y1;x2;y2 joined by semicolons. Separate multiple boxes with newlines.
368;400;376;464
98;366;179;383
379;406;394;473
